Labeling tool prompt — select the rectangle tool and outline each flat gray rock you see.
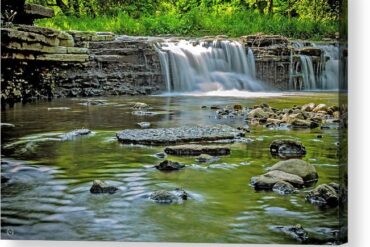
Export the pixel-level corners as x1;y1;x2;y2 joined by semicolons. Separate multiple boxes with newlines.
116;125;243;145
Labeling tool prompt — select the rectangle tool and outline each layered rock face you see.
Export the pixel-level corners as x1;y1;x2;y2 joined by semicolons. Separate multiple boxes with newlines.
242;34;323;90
1;24;163;107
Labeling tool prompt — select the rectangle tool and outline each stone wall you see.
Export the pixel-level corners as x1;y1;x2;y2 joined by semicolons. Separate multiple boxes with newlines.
1;25;164;107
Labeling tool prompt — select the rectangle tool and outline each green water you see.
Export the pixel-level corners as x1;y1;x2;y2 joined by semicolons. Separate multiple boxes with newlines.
1;92;344;243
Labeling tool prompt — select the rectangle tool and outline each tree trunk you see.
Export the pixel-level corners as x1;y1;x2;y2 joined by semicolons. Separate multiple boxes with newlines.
55;0;69;14
268;0;273;14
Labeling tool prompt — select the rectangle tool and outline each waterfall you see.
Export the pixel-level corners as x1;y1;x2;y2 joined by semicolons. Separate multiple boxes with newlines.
298;55;317;90
156;40;266;93
290;41;339;90
314;44;339;89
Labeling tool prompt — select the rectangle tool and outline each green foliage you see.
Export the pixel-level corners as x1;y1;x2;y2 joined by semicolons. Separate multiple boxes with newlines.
33;0;339;39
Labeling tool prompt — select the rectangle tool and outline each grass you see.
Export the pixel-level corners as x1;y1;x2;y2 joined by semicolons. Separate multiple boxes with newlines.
35;9;338;40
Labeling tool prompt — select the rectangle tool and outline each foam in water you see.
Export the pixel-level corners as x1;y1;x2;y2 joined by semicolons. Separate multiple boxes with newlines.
156;40;268;93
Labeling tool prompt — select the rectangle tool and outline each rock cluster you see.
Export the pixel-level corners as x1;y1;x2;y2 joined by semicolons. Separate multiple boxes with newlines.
251;159;318;194
305;183;346;207
246;103;341;130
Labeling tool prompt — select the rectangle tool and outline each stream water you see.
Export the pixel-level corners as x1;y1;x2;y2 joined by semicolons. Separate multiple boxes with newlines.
1;92;344;243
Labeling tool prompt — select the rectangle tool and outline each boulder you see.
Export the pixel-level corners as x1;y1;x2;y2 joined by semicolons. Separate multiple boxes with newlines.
269;159;318;184
150;188;188;204
272;181;296;195
164;144;230;156
305;184;339;207
301;103;316;112
312;104;328;113
264;170;304;187
90;180;118;194
247;108;269;119
281;112;305;124
155;160;185;171
233;104;243;111
250;175;281;190
291;119;319;129
270;139;306;158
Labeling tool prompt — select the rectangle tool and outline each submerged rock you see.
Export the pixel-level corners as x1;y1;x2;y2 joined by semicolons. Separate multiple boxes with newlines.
131;111;157;116
61;128;91;140
137;122;151;128
269;159;318;185
150;188;188;204
116;125;243;145
195;154;220;163
131;102;149;110
47;107;70;111
154;152;167;159
272;181;297;195
305;184;339;207
270;139;306;158
274;224;309;242
155;160;185;171
90;180;118;194
80;100;107;106
164;144;230;156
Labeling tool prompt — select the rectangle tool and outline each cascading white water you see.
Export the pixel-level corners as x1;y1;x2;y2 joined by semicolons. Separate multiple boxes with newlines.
290;41;339;90
314;44;339;89
156;40;267;93
298;55;317;90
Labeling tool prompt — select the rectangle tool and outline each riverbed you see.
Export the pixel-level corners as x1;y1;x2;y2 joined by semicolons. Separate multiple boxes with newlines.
1;92;345;243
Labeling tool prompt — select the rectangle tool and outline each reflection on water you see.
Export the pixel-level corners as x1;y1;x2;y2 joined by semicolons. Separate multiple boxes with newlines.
1;93;342;243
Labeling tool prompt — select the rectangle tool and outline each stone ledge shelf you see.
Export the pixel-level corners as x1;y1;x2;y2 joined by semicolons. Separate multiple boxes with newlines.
116;125;244;145
24;3;55;19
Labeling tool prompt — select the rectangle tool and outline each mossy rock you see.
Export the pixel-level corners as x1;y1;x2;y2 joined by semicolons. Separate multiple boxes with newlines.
269;159;318;185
